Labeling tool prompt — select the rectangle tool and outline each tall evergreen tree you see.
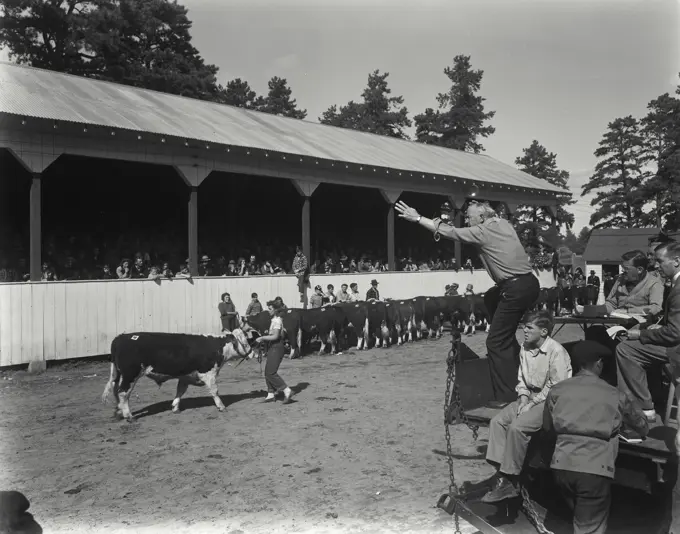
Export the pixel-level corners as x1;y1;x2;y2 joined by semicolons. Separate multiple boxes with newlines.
514;140;575;248
581;116;647;229
0;0;224;100
256;76;307;119
319;70;411;139
222;78;259;109
639;89;680;230
413;55;495;153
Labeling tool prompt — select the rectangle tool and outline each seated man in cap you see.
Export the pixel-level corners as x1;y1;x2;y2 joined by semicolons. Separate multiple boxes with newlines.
366;279;380;301
310;285;324;309
482;310;572;503
544;340;649;534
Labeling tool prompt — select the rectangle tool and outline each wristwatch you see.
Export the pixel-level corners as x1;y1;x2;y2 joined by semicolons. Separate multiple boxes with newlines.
417;215;422;223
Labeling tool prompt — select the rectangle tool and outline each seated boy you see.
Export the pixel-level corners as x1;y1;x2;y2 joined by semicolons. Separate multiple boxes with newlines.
482;310;572;503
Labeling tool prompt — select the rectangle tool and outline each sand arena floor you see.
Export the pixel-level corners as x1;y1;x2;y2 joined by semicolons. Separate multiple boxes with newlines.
0;325;668;534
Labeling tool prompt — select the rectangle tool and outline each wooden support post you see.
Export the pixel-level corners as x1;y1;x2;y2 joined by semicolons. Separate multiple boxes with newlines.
173;165;214;276
29;173;42;282
302;196;311;263
379;190;402;271
454;212;462;269
292;180;321;264
188;186;198;276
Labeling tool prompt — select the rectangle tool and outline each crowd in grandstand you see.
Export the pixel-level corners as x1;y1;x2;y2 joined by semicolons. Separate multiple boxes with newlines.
0;228;560;283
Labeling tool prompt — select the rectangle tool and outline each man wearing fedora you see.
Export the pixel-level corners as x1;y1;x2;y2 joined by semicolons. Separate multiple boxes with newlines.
366;279;380;301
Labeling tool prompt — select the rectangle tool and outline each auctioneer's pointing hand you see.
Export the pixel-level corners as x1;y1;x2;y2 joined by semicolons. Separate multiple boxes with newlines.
395;201;421;223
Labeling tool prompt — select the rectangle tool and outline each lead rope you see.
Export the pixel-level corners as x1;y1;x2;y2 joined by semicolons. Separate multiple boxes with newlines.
443;331;553;534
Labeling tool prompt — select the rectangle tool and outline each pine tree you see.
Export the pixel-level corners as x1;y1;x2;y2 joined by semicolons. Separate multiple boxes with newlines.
582;116;647;229
0;0;224;101
639;89;680;230
222;78;259;109
514;140;575;248
256;76;307;119
413;55;495;153
319;70;411;139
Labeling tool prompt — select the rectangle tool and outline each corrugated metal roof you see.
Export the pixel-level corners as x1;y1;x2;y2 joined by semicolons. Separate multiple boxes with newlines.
0;62;568;195
583;228;680;263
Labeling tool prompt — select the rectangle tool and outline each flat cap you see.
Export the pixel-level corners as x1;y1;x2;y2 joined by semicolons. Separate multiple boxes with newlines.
571;340;610;368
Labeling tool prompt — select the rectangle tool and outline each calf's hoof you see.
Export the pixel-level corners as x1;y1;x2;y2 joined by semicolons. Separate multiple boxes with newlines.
217;406;226;413
113;410;124;421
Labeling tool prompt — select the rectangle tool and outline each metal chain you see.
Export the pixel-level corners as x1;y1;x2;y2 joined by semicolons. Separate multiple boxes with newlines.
520;486;555;534
443;331;479;534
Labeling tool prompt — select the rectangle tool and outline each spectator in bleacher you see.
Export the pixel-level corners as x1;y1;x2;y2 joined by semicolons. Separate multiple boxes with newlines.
100;264;115;279
246;292;263;316
198;255;213;277
349;257;358;272
338;254;349;273
323;255;335;274
464;258;473;274
272;257;285;275
246;255;260;276
261;260;274;275
148;266;161;280
337;283;351;302
349;282;360;301
218;292;238;332
225;260;237;276
358;255;372;272
131;255;147;278
174;263;190;278
161;262;173;279
605;250;663;317
236;257;247;276
116;259;131;279
366;279;380;301
310;285;324;309
403;258;417;272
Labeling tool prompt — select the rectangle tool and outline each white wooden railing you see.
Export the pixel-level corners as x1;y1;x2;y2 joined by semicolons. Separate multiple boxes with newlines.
0;269;557;367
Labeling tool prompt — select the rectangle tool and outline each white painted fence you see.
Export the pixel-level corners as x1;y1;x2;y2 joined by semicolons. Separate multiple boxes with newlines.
0;269;556;367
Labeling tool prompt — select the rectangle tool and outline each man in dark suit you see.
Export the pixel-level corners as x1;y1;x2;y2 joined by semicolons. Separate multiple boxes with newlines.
616;241;680;423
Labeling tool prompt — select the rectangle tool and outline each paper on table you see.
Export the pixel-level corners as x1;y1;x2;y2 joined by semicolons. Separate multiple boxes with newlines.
610;311;647;324
607;325;628;339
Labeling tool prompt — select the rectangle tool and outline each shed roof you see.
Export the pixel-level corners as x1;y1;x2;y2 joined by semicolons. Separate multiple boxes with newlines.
583;228;680;263
0;62;568;196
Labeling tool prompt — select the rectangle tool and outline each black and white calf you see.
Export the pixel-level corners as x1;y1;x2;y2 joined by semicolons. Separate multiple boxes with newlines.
101;329;253;422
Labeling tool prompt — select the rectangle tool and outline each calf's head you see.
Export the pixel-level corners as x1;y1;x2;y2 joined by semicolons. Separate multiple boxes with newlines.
222;328;254;361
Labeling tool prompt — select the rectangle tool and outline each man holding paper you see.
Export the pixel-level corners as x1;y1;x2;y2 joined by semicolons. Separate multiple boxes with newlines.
616;242;680;423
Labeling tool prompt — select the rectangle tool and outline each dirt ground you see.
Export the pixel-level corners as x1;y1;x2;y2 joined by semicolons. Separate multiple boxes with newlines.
0;325;666;534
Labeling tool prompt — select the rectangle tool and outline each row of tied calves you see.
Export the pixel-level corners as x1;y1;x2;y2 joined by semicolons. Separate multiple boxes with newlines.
243;285;596;358
242;295;492;358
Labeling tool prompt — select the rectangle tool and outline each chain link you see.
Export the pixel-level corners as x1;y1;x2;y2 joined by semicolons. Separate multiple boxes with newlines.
521;486;555;534
443;330;480;534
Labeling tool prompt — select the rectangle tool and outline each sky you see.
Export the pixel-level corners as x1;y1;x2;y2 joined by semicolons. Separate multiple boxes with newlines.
2;0;678;232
